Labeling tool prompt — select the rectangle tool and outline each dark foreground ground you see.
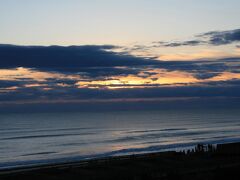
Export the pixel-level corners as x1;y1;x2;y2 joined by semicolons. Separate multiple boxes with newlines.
0;142;240;180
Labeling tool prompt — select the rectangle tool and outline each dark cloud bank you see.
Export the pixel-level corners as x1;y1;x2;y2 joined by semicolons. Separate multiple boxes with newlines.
1;39;240;112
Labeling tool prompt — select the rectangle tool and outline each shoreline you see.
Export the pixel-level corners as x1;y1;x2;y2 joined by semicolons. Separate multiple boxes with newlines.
1;142;240;179
1;137;240;171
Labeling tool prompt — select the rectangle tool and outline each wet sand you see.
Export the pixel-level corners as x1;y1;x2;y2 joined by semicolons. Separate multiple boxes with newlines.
0;142;240;180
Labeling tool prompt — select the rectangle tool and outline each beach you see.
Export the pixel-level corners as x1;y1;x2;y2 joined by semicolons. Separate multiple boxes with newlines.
1;142;240;180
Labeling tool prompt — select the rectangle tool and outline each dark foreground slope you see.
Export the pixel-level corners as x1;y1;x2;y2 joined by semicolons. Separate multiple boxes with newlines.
0;142;240;180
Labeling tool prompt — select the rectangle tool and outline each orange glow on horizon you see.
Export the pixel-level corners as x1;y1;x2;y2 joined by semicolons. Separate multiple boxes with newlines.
1;67;240;90
76;69;240;89
0;67;80;81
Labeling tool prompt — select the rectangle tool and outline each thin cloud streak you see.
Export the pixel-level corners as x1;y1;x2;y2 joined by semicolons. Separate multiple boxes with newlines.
154;28;240;47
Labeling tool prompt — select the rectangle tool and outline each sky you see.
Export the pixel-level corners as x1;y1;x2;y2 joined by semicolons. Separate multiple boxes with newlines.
1;0;240;45
0;0;240;111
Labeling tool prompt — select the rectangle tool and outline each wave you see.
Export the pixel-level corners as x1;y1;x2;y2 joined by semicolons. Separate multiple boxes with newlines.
21;152;56;157
102;136;240;157
125;128;188;134
108;129;238;143
0;132;96;140
0;127;96;135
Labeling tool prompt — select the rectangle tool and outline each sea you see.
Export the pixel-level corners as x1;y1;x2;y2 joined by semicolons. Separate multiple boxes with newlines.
0;108;240;170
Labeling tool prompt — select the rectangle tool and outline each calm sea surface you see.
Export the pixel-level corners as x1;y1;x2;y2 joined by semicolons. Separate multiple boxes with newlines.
0;109;240;169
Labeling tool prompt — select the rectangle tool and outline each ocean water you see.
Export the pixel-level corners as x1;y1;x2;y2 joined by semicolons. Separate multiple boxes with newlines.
0;109;240;169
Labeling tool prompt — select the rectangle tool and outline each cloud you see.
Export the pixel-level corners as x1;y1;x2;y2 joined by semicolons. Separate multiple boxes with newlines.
200;29;240;45
0;44;162;80
0;44;158;70
0;44;240;82
2;80;240;104
1;44;240;109
156;40;205;47
154;28;240;47
0;80;22;88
